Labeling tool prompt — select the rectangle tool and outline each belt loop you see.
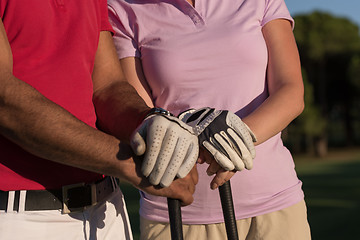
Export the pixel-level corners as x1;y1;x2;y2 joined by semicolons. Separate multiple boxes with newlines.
110;177;117;190
18;190;27;212
91;184;97;206
7;191;15;212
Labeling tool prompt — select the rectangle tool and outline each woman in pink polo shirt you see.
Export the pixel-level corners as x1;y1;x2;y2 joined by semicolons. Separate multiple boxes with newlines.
108;0;311;239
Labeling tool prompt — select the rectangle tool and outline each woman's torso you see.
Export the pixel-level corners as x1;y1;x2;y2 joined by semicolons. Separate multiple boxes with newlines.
109;0;304;223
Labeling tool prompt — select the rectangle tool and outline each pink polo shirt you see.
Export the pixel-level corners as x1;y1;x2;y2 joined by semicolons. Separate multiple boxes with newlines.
109;0;304;223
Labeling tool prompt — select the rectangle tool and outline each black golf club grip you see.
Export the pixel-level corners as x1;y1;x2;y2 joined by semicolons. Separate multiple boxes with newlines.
167;198;183;240
219;180;239;240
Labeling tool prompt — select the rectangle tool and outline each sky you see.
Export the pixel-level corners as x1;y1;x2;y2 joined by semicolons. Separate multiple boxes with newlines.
284;0;360;27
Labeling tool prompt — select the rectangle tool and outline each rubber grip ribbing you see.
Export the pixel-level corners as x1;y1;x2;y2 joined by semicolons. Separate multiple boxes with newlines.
219;181;239;240
167;198;183;240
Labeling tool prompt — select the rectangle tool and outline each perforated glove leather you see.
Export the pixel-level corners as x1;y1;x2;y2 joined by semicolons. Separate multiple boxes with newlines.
130;109;199;187
179;107;257;171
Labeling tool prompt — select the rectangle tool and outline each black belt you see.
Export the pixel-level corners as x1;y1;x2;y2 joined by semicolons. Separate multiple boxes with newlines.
0;176;116;214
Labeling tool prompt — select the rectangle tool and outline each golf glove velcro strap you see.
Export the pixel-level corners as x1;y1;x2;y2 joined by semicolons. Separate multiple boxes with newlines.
130;109;199;187
179;107;257;171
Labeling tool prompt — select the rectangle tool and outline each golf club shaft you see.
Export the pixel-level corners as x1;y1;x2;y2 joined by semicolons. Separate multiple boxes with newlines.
167;198;183;240
219;180;239;240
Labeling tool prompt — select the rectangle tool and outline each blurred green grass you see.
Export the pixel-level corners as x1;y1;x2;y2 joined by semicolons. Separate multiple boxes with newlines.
119;148;360;240
294;148;360;240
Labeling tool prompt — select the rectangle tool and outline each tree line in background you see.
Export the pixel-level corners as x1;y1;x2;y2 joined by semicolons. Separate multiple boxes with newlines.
283;11;360;157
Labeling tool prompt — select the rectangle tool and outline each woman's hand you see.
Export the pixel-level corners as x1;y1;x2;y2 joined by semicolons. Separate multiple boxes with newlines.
198;148;236;190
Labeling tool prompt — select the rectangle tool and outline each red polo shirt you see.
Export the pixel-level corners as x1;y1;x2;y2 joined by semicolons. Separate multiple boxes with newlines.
0;0;114;190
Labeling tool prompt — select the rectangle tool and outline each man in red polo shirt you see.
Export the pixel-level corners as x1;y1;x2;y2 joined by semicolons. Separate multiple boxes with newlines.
0;0;198;239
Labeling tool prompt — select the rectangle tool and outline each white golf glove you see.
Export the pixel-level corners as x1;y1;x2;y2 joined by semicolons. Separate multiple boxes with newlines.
178;107;257;171
130;108;199;187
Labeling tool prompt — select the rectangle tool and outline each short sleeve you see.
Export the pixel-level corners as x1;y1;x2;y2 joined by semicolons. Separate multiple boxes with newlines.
0;0;4;18
261;0;294;29
108;3;140;59
99;0;114;33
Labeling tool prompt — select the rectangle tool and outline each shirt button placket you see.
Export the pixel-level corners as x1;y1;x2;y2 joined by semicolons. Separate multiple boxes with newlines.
185;4;204;27
191;14;204;26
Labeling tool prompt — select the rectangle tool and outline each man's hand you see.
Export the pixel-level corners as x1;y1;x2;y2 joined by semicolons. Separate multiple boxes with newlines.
120;149;198;206
130;109;199;188
143;164;198;206
179;107;257;171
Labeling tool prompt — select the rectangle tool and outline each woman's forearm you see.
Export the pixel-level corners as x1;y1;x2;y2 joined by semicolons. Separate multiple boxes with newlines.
243;19;304;145
243;82;304;145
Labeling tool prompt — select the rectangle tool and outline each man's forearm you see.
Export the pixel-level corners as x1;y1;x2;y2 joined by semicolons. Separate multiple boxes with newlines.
90;31;151;142
0;74;131;176
93;80;150;142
